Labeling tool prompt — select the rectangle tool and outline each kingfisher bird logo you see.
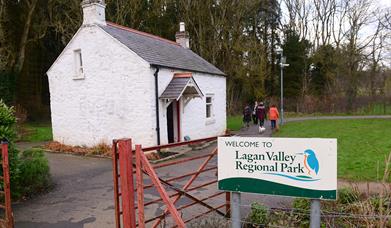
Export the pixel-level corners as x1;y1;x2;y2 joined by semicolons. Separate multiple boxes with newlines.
303;149;319;175
262;149;321;182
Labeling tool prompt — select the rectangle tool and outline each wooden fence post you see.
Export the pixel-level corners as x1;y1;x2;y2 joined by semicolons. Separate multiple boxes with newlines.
1;142;14;228
225;192;231;218
118;139;136;228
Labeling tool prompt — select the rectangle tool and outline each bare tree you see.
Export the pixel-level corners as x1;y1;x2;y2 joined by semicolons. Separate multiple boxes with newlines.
12;0;39;74
331;0;349;48
283;0;311;40
344;0;377;110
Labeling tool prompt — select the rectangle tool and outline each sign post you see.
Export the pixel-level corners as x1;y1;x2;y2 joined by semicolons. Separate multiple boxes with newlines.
231;192;241;228
218;137;337;228
310;199;321;228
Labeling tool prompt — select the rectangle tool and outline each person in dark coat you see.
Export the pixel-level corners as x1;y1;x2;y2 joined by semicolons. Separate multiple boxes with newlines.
256;102;267;129
252;101;258;124
243;104;252;127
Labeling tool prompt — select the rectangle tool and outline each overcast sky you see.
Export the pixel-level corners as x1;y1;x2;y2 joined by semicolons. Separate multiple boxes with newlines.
379;0;391;7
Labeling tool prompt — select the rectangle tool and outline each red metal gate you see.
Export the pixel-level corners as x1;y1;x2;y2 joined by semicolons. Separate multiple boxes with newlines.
0;142;14;228
112;136;230;228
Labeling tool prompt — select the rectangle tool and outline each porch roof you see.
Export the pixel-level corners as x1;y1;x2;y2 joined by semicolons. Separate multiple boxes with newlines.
160;73;203;100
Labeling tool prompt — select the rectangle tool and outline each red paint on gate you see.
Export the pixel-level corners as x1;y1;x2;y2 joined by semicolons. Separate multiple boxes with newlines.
112;135;231;227
135;145;145;228
118;140;136;228
112;141;121;228
0;142;14;228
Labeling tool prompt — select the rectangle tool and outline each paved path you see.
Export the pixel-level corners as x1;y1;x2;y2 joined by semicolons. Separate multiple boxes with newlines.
13;123;286;227
13;115;391;227
14;153;115;228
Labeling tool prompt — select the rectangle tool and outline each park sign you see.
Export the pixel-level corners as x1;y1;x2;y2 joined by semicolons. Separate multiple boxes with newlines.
218;137;337;200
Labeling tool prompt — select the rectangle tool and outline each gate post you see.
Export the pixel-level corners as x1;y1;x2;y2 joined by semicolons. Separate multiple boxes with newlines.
112;140;120;228
118;139;136;228
1;141;14;228
310;199;321;228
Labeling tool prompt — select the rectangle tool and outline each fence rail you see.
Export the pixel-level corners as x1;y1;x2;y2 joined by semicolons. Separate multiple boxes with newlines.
112;136;230;228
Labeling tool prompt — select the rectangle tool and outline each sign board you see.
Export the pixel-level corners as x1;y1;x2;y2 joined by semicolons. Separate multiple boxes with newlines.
218;137;337;200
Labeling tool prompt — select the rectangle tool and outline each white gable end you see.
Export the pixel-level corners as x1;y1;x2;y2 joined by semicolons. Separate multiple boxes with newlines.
48;25;155;146
47;25;149;77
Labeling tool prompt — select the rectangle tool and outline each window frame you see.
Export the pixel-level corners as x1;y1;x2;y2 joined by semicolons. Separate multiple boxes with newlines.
73;49;85;79
205;94;214;121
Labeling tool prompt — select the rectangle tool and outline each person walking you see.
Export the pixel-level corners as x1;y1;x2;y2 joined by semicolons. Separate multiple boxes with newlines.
256;102;267;133
268;104;280;130
243;104;252;128
252;101;258;124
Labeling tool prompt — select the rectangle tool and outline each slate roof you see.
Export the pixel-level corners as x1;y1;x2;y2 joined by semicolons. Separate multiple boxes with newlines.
99;22;225;76
160;73;203;100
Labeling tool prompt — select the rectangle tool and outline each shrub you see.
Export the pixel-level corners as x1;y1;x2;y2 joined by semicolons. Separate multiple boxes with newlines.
292;198;310;225
338;187;360;204
248;202;269;227
19;149;51;196
0;100;22;197
0;100;50;199
188;215;229;228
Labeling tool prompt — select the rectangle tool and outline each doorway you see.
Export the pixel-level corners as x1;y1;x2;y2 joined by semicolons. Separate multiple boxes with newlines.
166;101;181;143
167;102;175;143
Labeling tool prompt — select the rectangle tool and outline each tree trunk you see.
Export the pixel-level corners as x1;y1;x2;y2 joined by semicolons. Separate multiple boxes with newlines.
12;0;38;75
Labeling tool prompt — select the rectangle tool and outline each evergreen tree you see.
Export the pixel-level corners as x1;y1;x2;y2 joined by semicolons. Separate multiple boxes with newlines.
281;29;310;99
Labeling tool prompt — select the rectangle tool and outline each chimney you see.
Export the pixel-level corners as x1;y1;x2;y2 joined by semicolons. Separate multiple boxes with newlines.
81;0;106;26
175;22;190;49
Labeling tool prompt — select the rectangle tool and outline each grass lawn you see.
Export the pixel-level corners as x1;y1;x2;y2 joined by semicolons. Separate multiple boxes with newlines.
274;119;391;181
227;115;243;131
19;122;53;142
285;103;391;118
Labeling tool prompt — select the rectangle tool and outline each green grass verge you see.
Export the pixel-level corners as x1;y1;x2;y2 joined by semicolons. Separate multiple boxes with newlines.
227;115;243;131
285;103;391;118
274;119;391;181
20;122;53;142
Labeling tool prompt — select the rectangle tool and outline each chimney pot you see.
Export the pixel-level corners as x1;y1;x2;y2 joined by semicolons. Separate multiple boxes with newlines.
176;22;190;49
179;22;185;32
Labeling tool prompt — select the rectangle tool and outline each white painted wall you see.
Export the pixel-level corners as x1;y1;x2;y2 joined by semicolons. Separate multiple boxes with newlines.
47;25;156;147
82;2;106;26
157;68;227;144
48;24;226;148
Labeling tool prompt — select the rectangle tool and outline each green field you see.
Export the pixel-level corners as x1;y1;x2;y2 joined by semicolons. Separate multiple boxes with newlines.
19;122;53;142
227;115;243;131
274;119;391;181
227;103;391;131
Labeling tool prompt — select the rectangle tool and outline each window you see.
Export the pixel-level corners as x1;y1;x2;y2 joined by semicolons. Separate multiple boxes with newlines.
74;49;84;79
206;95;213;118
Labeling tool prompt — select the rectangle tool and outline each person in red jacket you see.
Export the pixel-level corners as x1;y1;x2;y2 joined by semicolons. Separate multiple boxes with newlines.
268;104;280;130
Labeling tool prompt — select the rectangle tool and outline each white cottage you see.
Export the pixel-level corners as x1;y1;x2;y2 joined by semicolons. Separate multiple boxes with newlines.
47;0;226;147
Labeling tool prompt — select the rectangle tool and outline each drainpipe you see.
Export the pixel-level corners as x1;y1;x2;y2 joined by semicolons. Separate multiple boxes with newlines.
154;67;161;145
